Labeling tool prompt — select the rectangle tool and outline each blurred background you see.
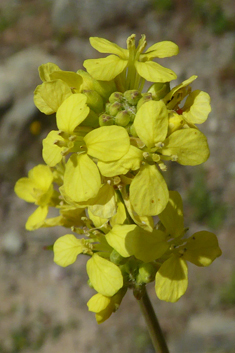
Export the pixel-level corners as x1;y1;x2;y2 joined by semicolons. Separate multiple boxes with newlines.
0;0;235;352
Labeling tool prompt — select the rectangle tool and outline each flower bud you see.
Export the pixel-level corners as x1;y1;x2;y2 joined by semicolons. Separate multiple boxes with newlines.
110;249;126;265
82;89;104;114
115;110;130;127
99;113;115;126
148;82;170;101
109;102;123;116
137;263;157;284
124;90;142;105
137;93;152;110
109;92;124;104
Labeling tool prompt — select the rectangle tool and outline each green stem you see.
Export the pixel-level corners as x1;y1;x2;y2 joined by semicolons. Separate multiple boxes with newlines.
138;288;170;353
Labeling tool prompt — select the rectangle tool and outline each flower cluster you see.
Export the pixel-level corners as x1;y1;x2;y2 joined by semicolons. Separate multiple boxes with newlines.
15;35;221;323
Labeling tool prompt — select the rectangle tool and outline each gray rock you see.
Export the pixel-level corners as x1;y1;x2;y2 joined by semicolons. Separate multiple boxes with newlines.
0;47;61;108
51;0;151;34
2;230;24;255
0;93;37;163
169;312;235;353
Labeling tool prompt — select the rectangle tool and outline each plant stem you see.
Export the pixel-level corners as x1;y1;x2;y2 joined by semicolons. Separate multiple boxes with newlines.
138;288;170;353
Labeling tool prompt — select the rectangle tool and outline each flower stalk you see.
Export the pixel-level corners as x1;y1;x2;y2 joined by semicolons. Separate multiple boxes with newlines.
138;288;170;353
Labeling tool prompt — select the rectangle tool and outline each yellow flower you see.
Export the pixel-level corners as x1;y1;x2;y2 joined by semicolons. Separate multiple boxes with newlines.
155;191;222;302
84;35;178;90
14;165;54;230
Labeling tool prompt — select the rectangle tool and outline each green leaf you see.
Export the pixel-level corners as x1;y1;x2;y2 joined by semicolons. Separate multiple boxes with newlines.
53;234;84;267
87;254;123;296
155;255;188;302
134;100;168;148
130;164;169;216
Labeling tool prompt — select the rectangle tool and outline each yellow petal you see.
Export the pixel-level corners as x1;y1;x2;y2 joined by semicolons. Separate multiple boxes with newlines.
110;200;128;227
155;255;188;302
135;61;177;82
182;231;222;267
50;71;82;91
88;183;117;219
84;126;130;162
28;164;53;191
183;90;211;125
86;254;123;296
34;80;72;114
64;153;101;202
143;41;179;59
98;145;143;177
121;187;154;232
134;100;168;148
53;234;84;267
38;62;61;82
106;224;169;262
14;177;37;203
158;190;184;237
130;164;169;216
87;293;111;313
83;55;127;81
42;130;64;167
88;209;108;228
26;206;49;231
164;75;198;103
89;37;128;58
162;129;210;165
56;93;89;134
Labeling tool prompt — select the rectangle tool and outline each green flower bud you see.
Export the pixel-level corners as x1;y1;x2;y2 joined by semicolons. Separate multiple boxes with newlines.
99;113;115;126
109;102;123;116
124;90;142;105
82;89;104;114
109;92;124;104
148;82;170;101
110;249;126;265
115;110;131;127
129;123;138;137
136;263;157;284
137;93;153;110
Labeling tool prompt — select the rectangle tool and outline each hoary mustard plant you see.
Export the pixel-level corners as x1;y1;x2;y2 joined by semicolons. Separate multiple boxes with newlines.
15;34;221;327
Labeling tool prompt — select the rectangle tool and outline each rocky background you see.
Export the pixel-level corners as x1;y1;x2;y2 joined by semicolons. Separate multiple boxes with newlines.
0;0;235;352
